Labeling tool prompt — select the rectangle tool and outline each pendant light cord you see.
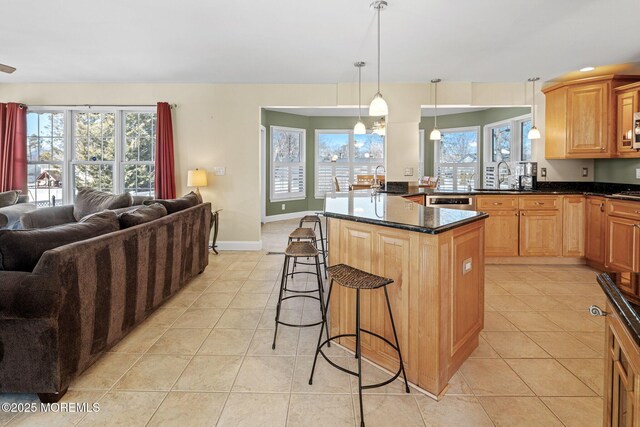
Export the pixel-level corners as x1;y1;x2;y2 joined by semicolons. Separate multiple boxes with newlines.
434;81;438;128
377;6;381;93
531;79;535;125
358;65;362;120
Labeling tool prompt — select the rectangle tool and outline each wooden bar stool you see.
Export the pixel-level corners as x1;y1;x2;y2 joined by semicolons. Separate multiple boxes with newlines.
308;263;409;427
272;241;330;350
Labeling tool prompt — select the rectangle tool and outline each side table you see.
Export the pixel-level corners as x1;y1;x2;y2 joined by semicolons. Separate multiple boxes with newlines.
210;209;221;255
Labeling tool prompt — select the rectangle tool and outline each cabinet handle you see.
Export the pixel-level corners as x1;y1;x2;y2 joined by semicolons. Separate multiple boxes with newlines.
634;224;640;229
535;202;545;205
600;203;605;212
493;202;502;205
521;212;526;216
601;147;606;150
635;210;640;214
589;305;607;316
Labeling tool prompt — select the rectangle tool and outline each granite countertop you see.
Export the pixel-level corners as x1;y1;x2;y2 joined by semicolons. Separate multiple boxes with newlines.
323;191;488;234
597;272;640;347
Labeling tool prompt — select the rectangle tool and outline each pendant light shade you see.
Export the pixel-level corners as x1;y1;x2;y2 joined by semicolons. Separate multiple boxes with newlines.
430;78;442;141
354;61;367;134
528;77;541;140
369;1;388;116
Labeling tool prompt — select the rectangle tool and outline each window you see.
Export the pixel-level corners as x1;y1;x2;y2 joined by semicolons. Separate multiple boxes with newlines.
26;107;156;207
270;126;305;201
434;127;479;191
490;124;511;162
315;130;384;198
484;115;532;164
520;119;532;161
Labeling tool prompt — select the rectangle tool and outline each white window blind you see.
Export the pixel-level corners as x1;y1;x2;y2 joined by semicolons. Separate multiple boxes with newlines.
270;126;306;201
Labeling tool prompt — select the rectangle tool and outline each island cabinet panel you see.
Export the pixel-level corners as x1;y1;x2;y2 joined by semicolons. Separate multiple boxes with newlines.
519;209;562;256
563;196;586;257
586;196;607;267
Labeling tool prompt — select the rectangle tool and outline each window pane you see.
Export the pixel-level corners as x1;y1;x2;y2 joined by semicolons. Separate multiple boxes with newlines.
521;120;532;161
73;164;113;194
27;112;65;162
318;133;349;162
354;133;384;161
273;129;302;163
439;131;478;163
491;125;511;162
123;164;155;196
124;112;157;162
74;112;115;161
27;164;63;207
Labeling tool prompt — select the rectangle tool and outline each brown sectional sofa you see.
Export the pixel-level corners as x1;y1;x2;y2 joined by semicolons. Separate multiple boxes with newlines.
0;202;211;401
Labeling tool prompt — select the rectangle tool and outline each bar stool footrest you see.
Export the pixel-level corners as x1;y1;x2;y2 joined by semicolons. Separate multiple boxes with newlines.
275;320;323;328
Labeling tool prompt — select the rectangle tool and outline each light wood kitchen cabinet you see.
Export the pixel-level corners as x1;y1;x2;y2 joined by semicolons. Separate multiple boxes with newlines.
606;200;640;272
586;196;607;268
519;209;562;257
482;210;519;257
543;75;640;159
616;82;640;157
563;196;585;257
604;302;640;426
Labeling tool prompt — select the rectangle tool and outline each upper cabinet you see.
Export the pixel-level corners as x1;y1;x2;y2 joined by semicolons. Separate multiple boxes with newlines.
543;75;640;159
616;81;640;157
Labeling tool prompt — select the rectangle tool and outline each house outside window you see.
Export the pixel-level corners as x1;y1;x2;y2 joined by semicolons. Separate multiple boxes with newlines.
26;107;156;207
315;130;384;198
434;126;480;191
270;126;306;201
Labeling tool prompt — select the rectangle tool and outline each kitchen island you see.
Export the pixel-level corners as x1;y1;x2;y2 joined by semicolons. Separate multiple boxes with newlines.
324;191;488;398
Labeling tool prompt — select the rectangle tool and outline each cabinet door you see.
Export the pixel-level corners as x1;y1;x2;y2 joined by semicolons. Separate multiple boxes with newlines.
563;196;585;257
606;216;640;272
519;210;562;256
586;197;606;265
483;210;519;256
566;82;610;156
617;90;639;156
544;86;568;159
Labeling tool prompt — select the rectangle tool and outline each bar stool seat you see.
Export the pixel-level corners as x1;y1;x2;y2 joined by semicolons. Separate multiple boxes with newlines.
300;214;321;223
299;214;328;278
285;241;318;257
325;264;393;289
288;227;317;241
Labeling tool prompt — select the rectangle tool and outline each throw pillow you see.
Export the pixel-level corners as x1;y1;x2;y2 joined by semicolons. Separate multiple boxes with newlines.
118;203;167;229
73;188;133;221
0;190;20;208
143;191;200;214
0;210;120;272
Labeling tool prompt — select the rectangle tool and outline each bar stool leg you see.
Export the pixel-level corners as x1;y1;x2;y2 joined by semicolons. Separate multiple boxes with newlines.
308;278;334;385
316;219;328;279
272;255;290;350
356;288;365;427
384;286;410;393
314;253;330;348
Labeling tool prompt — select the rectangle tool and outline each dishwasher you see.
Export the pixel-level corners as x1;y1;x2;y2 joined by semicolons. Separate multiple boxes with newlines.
425;195;476;210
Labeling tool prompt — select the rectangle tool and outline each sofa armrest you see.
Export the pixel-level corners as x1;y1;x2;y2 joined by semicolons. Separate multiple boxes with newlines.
20;205;75;229
0;203;36;229
0;271;59;319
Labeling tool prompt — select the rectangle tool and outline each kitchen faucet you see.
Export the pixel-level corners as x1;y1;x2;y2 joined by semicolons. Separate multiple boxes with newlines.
372;165;386;193
496;161;511;189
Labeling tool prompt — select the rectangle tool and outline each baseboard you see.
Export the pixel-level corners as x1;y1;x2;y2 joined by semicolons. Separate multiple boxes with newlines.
486;256;586;265
262;210;318;223
213;240;263;251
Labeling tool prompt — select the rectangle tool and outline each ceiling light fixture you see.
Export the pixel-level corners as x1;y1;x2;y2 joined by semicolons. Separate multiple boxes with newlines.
579;66;595;72
354;61;367;135
369;1;389;116
430;79;442;141
528;77;541;140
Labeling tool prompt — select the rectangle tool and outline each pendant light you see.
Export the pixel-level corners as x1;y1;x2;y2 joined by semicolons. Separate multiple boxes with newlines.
528;77;541;140
369;1;388;116
354;61;367;135
430;79;442;141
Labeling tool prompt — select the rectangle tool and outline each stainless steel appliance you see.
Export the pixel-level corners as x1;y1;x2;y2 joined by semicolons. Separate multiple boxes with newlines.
634;112;640;150
426;195;476;210
612;191;640;200
515;161;538;190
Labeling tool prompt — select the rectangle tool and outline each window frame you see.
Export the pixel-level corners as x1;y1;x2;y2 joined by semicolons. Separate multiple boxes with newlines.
314;129;385;199
26;106;157;206
433;125;481;191
270;125;306;202
483;114;532;164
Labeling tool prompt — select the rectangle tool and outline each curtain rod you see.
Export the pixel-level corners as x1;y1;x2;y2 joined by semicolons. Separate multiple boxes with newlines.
18;103;177;109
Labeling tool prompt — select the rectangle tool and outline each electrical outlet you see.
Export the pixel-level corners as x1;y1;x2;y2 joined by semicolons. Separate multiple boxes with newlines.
404;167;414;176
541;167;547;177
636;168;640;179
281;204;285;211
213;167;226;176
582;167;588;177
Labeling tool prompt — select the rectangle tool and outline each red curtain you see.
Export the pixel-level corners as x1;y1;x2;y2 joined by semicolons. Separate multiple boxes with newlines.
0;103;27;193
155;102;176;199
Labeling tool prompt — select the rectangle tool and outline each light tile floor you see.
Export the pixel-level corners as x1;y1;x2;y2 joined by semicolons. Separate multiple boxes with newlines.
1;218;606;426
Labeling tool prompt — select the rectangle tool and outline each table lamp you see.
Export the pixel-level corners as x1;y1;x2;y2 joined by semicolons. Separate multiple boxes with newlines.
187;168;208;201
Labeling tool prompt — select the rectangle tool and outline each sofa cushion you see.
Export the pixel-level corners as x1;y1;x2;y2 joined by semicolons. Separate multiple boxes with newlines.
73;188;133;221
0;210;120;272
144;191;200;214
118;203;167;229
0;191;19;208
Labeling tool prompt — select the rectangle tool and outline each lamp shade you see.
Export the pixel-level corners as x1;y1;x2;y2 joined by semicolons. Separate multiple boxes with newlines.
430;128;442;141
354;120;367;135
187;169;208;187
527;126;541;140
369;92;388;116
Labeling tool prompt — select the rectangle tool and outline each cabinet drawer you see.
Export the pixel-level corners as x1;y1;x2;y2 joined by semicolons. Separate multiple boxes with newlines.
519;196;559;210
403;195;425;205
477;196;518;210
608;199;640;220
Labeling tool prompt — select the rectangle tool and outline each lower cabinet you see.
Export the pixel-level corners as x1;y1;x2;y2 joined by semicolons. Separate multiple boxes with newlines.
586;196;607;267
482;209;519;256
605;303;640;426
563;196;585;257
519;209;562;257
606;216;640;271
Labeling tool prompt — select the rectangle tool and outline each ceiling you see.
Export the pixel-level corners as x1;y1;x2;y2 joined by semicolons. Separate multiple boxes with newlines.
1;0;640;84
267;106;489;117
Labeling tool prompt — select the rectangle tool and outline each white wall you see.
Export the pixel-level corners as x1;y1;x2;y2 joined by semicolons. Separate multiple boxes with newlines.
0;81;592;246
